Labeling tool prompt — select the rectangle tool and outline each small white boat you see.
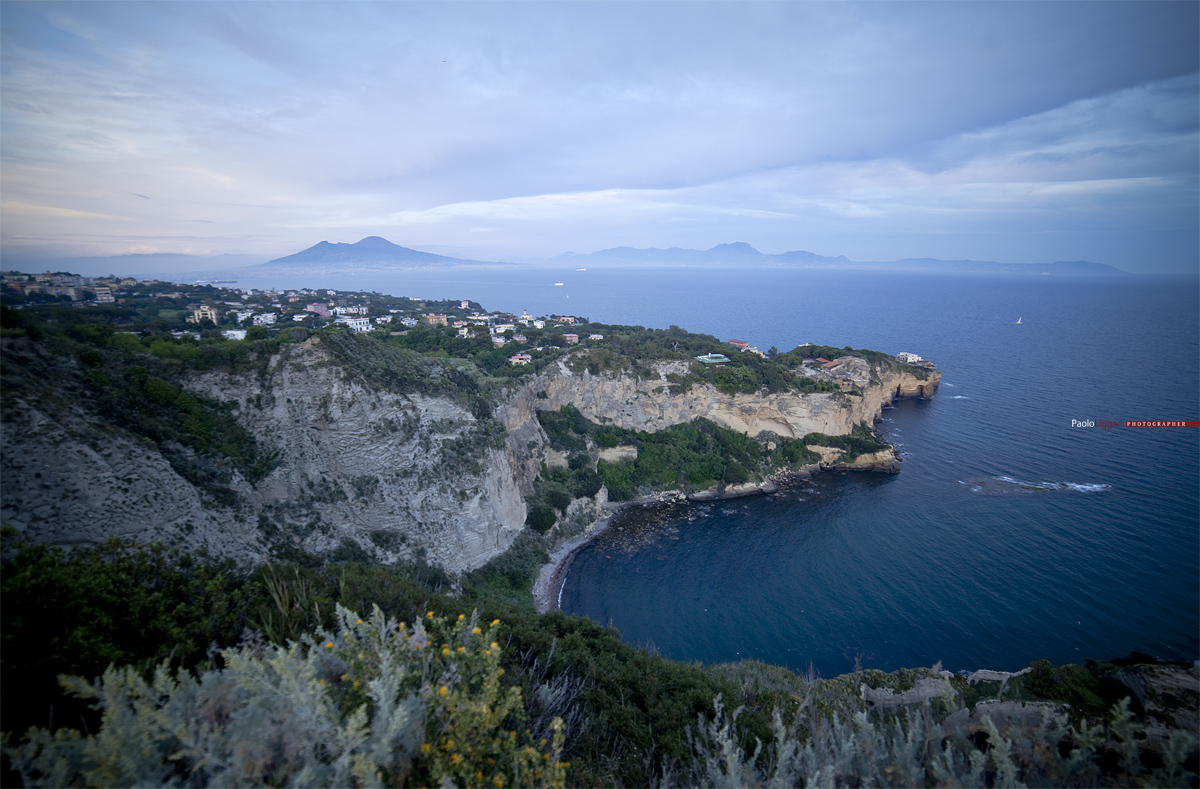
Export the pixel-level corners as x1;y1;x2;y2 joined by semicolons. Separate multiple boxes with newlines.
576;268;587;271
554;282;564;286
1016;317;1022;324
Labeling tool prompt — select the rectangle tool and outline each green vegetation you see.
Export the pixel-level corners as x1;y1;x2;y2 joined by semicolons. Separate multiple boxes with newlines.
536;405;822;501
1;305;283;497
3;534;1195;787
803;423;891;463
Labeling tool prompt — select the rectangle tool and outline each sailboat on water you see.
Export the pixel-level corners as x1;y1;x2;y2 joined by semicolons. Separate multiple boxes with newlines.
1016;317;1022;324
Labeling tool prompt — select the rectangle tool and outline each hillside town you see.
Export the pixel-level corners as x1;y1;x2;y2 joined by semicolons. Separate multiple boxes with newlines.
0;271;601;366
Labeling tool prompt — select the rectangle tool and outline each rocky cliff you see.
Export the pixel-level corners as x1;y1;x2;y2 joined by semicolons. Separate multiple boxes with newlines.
528;358;939;439
2;339;937;572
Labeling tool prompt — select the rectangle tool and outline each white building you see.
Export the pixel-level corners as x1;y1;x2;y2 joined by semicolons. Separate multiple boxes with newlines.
335;316;371;333
235;309;256;324
896;352;923;363
533;319;546;329
252;313;278;326
222;329;247;340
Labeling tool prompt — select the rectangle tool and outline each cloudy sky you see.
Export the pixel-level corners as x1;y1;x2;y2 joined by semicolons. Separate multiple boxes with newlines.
2;1;1197;273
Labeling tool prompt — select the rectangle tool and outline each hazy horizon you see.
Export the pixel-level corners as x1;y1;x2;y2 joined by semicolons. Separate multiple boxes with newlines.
2;2;1197;274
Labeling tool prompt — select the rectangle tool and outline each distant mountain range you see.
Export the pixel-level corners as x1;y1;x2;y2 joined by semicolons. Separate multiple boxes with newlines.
246;236;496;274
244;237;1125;276
547;243;1126;275
2;236;1128;278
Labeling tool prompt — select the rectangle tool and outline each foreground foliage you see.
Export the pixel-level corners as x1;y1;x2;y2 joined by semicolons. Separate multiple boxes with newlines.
6;606;566;788
3;537;1196;787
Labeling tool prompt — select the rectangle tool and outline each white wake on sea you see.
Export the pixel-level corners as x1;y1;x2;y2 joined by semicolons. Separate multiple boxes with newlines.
960;476;1113;495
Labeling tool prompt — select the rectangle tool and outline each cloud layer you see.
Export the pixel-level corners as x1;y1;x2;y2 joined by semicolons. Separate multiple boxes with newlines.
2;2;1197;272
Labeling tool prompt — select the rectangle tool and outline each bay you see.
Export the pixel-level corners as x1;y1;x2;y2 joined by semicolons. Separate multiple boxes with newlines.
230;265;1200;674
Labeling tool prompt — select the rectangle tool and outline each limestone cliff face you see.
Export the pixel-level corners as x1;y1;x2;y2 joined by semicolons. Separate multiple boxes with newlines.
0;398;261;554
183;341;528;573
2;339;937;572
522;359;939;439
2;340;527;573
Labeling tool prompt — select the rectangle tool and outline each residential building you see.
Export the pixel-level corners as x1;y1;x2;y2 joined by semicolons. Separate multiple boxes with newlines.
91;287;115;304
235;309;257;324
252;313;278;326
896;352;923;363
509;353;532;366
588;333;604;341
460;300;470;309
533;319;546;329
728;339;750;350
520;309;532;322
305;302;331;319
695;353;730;365
193;305;220;324
401;317;419;328
563;333;579;345
335;316;371;333
555;316;576;325
425;313;448;326
223;329;247;340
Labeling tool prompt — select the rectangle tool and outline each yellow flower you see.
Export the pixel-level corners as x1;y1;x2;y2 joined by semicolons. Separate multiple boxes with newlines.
352;680;360;688
493;777;505;788
472;627;482;634
427;611;434;618
339;673;348;681
420;743;431;755
491;642;499;649
476;770;484;781
439;685;449;697
492;619;500;626
449;753;462;766
446;738;456;750
442;647;450;655
325;642;334;649
356;618;363;624
497;668;504;676
458;613;465;620
457;646;465;653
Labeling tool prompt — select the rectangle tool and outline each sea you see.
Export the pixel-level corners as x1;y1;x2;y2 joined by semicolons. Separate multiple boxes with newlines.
224;265;1199;675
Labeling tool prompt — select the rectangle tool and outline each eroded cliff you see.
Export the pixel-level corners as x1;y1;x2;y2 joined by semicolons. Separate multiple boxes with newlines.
2;336;937;572
527;357;939;439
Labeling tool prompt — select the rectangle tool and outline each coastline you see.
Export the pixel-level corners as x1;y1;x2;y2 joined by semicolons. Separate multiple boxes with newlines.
531;466;826;614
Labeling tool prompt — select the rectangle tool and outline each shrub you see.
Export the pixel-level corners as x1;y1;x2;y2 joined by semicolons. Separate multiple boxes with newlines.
4;606;567;789
526;504;558;534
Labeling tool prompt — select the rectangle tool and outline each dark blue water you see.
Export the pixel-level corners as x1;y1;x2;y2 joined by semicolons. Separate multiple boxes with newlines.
234;266;1199;673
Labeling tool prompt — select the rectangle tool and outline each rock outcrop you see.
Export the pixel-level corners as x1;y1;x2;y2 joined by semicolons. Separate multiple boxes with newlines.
530;359;938;439
2;340;938;572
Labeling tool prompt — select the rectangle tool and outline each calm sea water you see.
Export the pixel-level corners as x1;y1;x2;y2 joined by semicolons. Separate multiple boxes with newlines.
232;266;1199;674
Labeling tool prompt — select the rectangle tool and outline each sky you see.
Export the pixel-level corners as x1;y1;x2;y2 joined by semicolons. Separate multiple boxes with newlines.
1;1;1197;274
